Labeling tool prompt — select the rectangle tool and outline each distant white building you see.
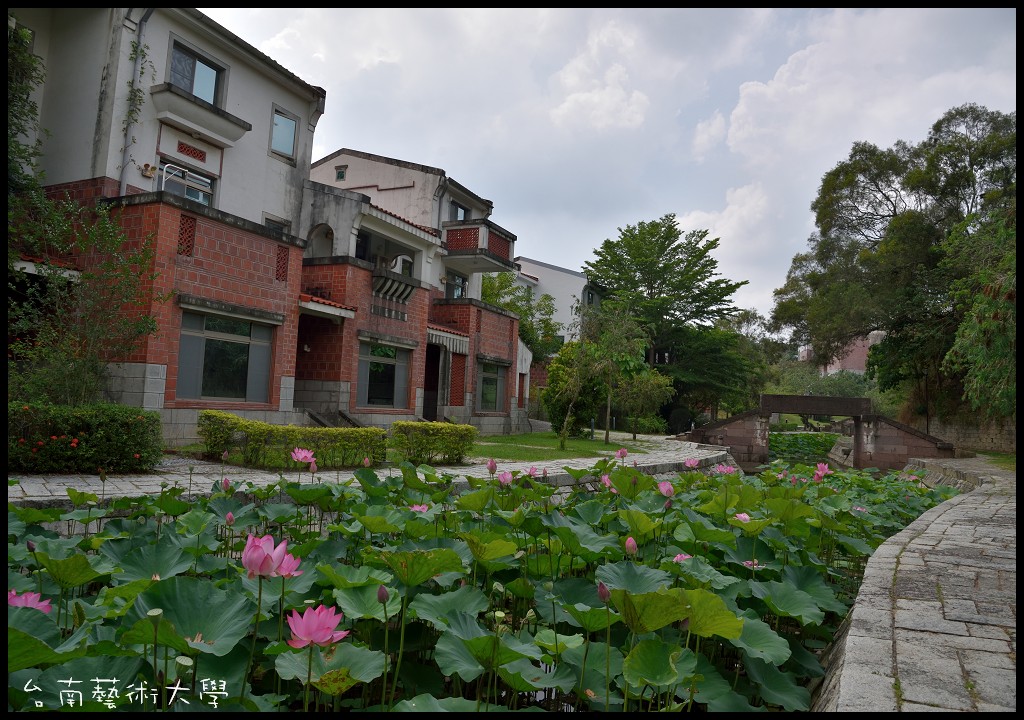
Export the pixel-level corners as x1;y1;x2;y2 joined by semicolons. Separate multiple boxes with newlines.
512;256;601;343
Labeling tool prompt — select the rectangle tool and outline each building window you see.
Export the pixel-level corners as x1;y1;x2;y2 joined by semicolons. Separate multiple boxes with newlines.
335;166;347;181
170;43;221;105
477;362;505;412
445;271;468;299
264;217;289;236
270;108;298;159
160;162;214;206
178;312;271;402
358;342;409;408
450;201;469;222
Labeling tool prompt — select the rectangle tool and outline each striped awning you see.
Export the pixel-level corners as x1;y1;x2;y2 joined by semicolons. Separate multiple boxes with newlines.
427;327;469;355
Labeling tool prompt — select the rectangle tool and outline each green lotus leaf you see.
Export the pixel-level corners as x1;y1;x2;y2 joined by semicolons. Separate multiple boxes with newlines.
354;507;404;534
744;656;811;711
459;532;517;562
332;584;395;622
461;633;533;670
729;609;791;664
680;509;737;545
367;548;464;588
275;642;385;694
671;587;744;640
623;638;696;689
533;627;584;654
596;560;671;593
38;552;105;589
542;511;619;556
257;503;302;524
617;507;661;537
749;580;825;625
353;467;391;497
120;614;191;654
563;602;621;632
669;554;742;590
112;534;193;582
433;629;484;681
127;576;255;656
782;564;849;615
498;657;577;692
315;562;392;590
610;590;687;634
409;585;488;630
454;487;494;512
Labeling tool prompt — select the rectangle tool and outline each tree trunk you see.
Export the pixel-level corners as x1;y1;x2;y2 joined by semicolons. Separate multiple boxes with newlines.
604;388;612;445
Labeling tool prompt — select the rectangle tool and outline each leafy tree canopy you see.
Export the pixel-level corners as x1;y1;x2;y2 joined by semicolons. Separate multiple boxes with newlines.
481;272;564;362
582;214;747;365
770;103;1015;422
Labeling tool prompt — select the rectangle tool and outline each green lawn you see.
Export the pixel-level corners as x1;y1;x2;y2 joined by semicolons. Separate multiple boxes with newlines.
978;451;1016;472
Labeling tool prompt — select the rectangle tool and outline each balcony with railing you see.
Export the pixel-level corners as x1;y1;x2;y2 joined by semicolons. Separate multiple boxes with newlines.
441;219;516;275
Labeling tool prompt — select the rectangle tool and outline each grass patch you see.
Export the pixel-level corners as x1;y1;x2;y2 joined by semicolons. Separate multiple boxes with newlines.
978;451;1016;472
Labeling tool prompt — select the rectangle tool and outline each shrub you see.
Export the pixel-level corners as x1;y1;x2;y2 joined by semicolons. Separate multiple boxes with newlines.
8;401;162;473
388;421;478;465
196;410;388;469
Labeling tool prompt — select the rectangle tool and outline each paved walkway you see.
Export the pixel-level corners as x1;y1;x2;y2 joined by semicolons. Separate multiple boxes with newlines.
816;455;1016;712
8;436;1015;712
6;432;729;507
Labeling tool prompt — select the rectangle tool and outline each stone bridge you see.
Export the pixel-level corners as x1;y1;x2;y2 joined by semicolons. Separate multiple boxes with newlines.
680;394;955;472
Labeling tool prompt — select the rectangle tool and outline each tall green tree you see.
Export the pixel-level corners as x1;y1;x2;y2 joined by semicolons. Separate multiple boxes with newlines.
771;103;1016;424
8;21;163;406
481;272;563;362
578;303;651;444
8;22;45;200
582;214;747;366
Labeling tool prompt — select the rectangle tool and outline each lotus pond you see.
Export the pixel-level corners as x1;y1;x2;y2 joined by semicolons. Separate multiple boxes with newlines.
7;452;958;712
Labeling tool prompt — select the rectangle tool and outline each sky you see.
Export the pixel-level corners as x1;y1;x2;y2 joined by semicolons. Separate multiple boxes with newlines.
200;8;1016;319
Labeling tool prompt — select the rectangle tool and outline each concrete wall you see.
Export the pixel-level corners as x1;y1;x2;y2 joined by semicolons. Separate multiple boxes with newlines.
908;415;1016;454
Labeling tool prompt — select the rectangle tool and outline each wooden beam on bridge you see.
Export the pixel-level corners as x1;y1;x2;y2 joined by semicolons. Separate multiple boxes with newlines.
760;394;872;417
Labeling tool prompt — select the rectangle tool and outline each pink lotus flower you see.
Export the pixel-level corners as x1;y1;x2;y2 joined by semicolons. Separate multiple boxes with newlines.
498;471;513;486
734;513;751;523
286;605;350;648
526;466;538;478
597;581;611;604
222;477;232;493
683;458;700;469
242;534;303;579
487;458;497;475
309;459;318;475
222;449;230;462
377;585;389;604
615;448;628;460
8;589;52;614
290;447;315;464
715;464;737;475
542;468;548;478
813;462;833;483
363;456;372;468
409;504;429;512
225;511;235;527
674;553;693;563
601;474;611;488
853;506;867;513
742;559;761;570
658;480;674;497
625;537;638;555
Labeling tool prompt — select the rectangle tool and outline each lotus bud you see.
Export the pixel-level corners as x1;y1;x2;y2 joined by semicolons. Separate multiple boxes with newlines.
597;581;611;604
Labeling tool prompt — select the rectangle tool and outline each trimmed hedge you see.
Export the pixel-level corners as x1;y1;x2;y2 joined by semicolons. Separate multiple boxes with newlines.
388;420;478;466
8;401;163;473
197;410;388;469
